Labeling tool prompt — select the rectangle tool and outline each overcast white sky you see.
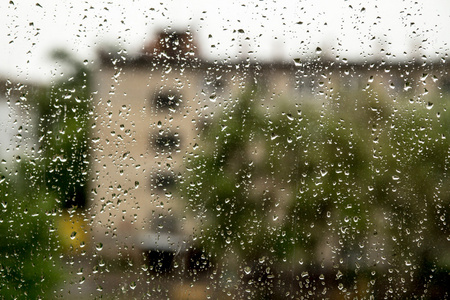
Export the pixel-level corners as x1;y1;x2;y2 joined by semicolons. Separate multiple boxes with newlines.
1;0;449;83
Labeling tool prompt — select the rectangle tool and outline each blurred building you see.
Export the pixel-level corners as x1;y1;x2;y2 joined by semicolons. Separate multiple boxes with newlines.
0;79;37;161
89;29;449;263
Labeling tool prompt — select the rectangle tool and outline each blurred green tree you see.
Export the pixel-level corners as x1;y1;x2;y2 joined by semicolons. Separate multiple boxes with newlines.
0;161;61;298
0;50;92;297
32;50;91;209
183;84;450;298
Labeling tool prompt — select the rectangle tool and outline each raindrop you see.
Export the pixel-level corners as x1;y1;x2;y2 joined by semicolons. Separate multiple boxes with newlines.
95;242;103;251
244;266;251;274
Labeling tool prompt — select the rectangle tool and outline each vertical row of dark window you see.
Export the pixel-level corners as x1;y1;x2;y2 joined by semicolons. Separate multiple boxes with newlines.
147;90;212;276
152;92;181;191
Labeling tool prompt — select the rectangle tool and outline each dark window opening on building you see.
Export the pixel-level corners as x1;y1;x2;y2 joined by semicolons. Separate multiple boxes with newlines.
153;172;176;190
154;132;180;151
145;250;175;274
154;92;181;110
214;78;224;88
139;215;181;274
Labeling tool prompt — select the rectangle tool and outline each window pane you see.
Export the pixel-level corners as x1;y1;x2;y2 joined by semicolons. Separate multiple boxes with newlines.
1;1;449;299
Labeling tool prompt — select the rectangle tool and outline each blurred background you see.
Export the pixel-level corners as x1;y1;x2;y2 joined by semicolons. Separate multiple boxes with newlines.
0;1;449;299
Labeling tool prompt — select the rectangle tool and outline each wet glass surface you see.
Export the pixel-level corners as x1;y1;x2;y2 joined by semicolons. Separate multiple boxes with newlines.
1;1;449;299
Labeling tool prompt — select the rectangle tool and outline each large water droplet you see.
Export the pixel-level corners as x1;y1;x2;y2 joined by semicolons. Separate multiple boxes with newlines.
95;242;103;251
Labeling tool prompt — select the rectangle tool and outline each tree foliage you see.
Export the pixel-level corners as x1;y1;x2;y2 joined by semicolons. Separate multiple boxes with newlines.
0;161;61;299
0;50;91;298
32;51;91;209
183;84;450;297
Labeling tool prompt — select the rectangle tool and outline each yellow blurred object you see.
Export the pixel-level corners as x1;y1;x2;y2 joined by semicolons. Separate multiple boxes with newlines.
57;210;89;254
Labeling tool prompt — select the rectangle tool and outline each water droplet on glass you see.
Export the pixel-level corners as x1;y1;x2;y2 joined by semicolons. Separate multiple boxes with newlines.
95;242;103;251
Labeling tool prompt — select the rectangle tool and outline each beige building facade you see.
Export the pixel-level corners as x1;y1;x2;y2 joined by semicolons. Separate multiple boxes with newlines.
89;31;449;260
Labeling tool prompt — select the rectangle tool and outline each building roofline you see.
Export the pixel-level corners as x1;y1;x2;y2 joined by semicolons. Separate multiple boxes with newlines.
97;50;449;73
